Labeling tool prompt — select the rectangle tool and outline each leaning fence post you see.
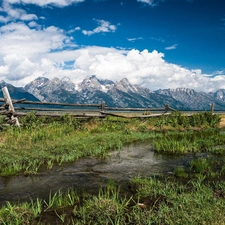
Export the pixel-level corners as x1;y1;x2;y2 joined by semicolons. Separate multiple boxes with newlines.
2;86;20;127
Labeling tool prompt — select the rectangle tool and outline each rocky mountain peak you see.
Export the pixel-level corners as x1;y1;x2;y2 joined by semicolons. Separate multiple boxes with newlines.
114;78;138;93
24;77;50;101
78;75;102;90
51;77;61;84
60;77;76;92
77;75;114;93
24;77;49;90
209;89;225;102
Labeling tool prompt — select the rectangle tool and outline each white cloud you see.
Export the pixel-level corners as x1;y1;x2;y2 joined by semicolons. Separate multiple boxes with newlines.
0;18;224;92
0;21;76;84
127;37;143;42
0;1;224;92
82;19;117;36
3;0;85;7
68;26;81;34
137;0;157;7
20;13;38;21
165;44;178;50
0;15;8;23
68;48;225;92
0;0;38;22
0;21;225;92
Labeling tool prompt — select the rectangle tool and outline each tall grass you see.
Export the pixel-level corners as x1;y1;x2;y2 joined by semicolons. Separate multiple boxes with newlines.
153;128;225;155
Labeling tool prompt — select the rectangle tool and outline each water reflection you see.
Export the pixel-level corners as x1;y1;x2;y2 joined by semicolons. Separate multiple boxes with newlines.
0;141;201;203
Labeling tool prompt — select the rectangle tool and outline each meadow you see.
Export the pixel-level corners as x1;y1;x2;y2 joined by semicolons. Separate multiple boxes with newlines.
0;111;225;224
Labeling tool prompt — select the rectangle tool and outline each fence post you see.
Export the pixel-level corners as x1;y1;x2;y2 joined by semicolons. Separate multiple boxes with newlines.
211;103;214;114
164;104;169;113
101;101;105;111
2;86;20;127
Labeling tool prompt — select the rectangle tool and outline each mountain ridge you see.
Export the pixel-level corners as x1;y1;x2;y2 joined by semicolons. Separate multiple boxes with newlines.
1;76;225;110
22;75;225;110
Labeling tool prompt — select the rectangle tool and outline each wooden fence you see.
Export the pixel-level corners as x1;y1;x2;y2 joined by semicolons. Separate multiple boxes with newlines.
0;86;176;126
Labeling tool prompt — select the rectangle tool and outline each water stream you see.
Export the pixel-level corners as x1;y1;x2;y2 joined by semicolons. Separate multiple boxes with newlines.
0;141;200;203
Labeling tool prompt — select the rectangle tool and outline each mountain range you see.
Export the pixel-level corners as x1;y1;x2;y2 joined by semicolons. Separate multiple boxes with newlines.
0;80;39;101
1;76;225;110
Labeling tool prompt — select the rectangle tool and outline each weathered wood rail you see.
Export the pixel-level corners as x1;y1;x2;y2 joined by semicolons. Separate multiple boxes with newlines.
0;86;175;126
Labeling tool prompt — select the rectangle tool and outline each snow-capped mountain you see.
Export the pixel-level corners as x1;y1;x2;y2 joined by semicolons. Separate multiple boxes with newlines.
208;89;225;102
155;88;225;110
3;75;225;110
77;75;114;93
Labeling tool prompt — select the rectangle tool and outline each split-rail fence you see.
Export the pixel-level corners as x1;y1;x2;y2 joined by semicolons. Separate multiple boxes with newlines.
0;86;179;127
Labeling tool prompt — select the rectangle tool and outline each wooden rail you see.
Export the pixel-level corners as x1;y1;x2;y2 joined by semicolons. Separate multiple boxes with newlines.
0;86;175;126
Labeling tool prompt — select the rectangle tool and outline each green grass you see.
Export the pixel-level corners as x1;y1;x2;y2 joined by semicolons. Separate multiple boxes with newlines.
1;176;225;224
0;112;225;224
153;128;225;155
0;112;223;176
130;176;225;225
0;115;159;176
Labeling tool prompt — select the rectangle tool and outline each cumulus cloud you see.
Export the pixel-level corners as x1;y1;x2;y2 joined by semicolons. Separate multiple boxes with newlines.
1;31;225;93
60;48;225;92
0;21;76;85
82;19;117;36
0;0;224;92
0;0;38;23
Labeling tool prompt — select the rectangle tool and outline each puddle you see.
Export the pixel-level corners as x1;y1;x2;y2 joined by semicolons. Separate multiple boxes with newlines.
0;141;200;203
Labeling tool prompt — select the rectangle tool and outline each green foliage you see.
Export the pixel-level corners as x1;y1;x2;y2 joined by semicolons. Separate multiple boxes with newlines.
153;129;225;155
0;112;225;224
0;112;223;176
1;176;225;224
137;123;148;132
130;176;225;225
73;183;131;224
190;158;211;174
59;114;83;130
20;111;47;129
0;201;35;225
151;111;221;129
174;166;188;178
0;116;6;126
189;112;221;128
0;117;158;175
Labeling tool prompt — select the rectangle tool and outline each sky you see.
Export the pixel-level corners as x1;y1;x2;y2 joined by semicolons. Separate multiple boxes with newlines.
0;0;225;92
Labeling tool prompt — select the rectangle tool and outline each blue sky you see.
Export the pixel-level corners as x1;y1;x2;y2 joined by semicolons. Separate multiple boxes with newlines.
0;0;224;92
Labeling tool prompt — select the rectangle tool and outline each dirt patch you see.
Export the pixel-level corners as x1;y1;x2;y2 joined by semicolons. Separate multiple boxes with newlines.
219;117;225;128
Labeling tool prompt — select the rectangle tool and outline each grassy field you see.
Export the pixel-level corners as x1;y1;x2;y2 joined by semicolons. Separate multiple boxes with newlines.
0;112;225;224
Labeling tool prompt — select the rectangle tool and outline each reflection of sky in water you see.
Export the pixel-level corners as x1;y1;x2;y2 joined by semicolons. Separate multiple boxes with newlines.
0;141;205;203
